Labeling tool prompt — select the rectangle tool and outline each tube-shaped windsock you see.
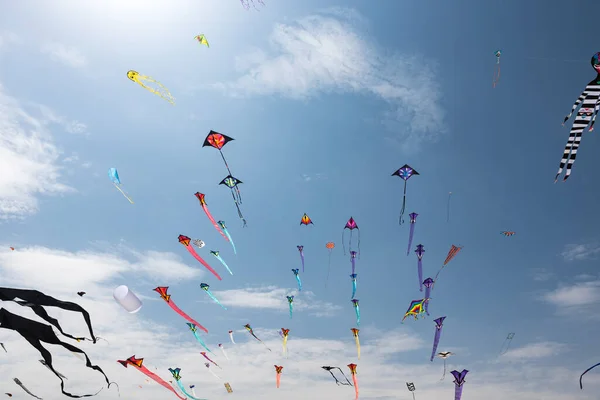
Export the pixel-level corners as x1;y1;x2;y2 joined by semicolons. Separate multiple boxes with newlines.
113;285;142;313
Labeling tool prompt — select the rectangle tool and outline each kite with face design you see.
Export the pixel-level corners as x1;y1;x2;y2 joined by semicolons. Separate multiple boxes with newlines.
126;70;174;104
555;53;600;181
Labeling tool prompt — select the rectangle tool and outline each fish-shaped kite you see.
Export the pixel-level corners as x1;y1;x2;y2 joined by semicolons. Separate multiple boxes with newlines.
430;317;446;362
127;70;174;104
296;245;305;272
194;34;209;47
228;330;235;344
187;323;213;354
118;356;185;400
415;244;425;292
406;212;418;255
348;363;359;398
392;164;419;225
218;343;229;360
281;328;290;356
436;351;455;380
200;351;221;369
402;299;426;322
154;287;208;333
200;283;227;310
451;370;469;400
194;193;230;241
244;324;271;351
210;250;233;276
322;366;353;386
108;167;134;204
217;221;237;254
351;299;360;326
286;296;294;319
168;368;203;400
179;235;222;280
493;50;501;88
292;269;302;291
274;365;283;388
300;213;313;225
423;277;434;315
351;328;360;359
342;217;360;255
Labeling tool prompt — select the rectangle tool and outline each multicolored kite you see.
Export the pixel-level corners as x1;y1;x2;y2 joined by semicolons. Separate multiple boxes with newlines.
500;231;515;237
430;317;446;362
274;365;283;388
210;250;233;276
178;235;222;280
343;217;360;255
127;70;174;104
351;299;360;326
187;323;213;354
297;245;305;272
219;176;247;227
322;366;353;386
434;245;463;284
451;370;469;400
224;383;233;393
348;363;359;399
280;328;290;356
351;328;360;360
200;283;226;310
392;164;419;225
118;356;185;400
244;324;271;351
402;299;426;322
286;296;294;319
292;269;302;291
407;212;418;255
415;244;425;292
108;168;134;204
555;53;600;182
217;221;237;254
300;213;314;225
168;368;203;400
493;50;501;88
154;287;208;333
194;193;230;241
194;34;209;47
436;351;455;380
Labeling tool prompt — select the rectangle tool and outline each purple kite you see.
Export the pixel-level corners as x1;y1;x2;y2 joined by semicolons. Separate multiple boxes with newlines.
415;244;425;292
430;317;446;362
391;164;419;225
297;245;305;273
451;369;469;400
422;278;434;315
406;212;418;256
343;217;360;255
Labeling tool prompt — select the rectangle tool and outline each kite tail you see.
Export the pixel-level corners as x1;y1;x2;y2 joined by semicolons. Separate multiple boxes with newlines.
113;183;134;204
418;259;423;292
202;205;230;242
493;64;501;88
276;373;281;388
441;359;447;381
325;252;332;288
352;375;359;398
412;392;416;400
355;337;361;360
176;380;205;400
407;223;415;256
232;194;247;228
229;333;236;344
136;366;186;400
295;276;302;291
192;331;214;355
399;180;407;225
430;330;442;362
454;384;464;400
220;346;229;360
300;252;305;273
224;230;237;254
207;292;227;310
351;257;356;275
215;255;233;275
355;307;360;326
168;302;208;333
187;246;222;280
282;337;288;356
351;275;357;299
289;304;293;319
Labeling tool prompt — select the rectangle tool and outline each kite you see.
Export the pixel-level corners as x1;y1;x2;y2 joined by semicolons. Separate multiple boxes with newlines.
351;299;360;326
108;168;134;204
244;324;271;351
300;213;314;225
499;332;515;355
200;283;227;310
447;192;452;222
13;379;42;400
77;292;85;297
274;365;283;388
580;362;600;389
402;299;426;322
407;212;418;256
210;250;233;276
434;245;463;284
9;247;14;251
224;383;233;393
451;370;469;400
4;394;11;397
127;70;174;104
493;50;501;88
351;328;360;359
321;366;352;386
415;244;425;292
350;273;357;299
392;164;419;225
193;239;205;248
194;34;209;47
325;242;335;287
39;359;68;379
218;343;229;360
296;245;305;272
168;368;203;400
292;269;302;291
0;343;6;352
555;52;600;181
205;363;221;380
436;351;455;380
187;323;214;354
348;363;359;399
200;351;221;369
286;296;294;319
219;176;247;227
228;330;235;344
406;382;416;400
119;356;185;400
190;385;197;397
194;193;230;241
217;221;237;254
113;285;142;313
500;231;515;237
422;278;434;315
281;328;290;356
240;0;265;10
430;317;446;362
178;235;222;280
342;217;361;255
154;287;208;333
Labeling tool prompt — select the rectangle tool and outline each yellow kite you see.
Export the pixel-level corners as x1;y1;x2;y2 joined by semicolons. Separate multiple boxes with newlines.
126;70;175;105
194;34;209;48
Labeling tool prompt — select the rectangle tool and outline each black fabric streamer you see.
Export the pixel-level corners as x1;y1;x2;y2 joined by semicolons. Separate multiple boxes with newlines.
0;287;97;343
321;366;353;386
0;308;117;398
13;378;42;399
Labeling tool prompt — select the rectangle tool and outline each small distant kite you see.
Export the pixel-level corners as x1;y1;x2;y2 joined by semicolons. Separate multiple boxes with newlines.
351;328;360;359
407;213;418;256
342;217;360;255
347;364;359;399
194;193;229;242
392;164;419;225
300;213;313;225
436;351;455;380
77;291;86;297
200;283;227;310
13;379;41;400
108;168;134;204
194;34;209;47
555;52;600;182
493;50;501;88
224;383;233;393
434;245;463;284
499;332;515;355
127;70;174;104
244;324;271;351
274;365;283;388
9;247;13;251
240;0;264;10
500;231;516;237
415;244;425;292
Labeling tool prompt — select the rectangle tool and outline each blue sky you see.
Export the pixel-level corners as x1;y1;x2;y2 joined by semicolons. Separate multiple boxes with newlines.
0;0;599;399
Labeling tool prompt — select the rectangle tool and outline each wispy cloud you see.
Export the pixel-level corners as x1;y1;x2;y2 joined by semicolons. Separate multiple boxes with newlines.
0;84;74;219
541;280;600;313
530;268;555;282
561;243;600;261
501;341;567;361
213;8;445;144
40;42;87;68
38;104;89;135
213;286;341;317
302;173;327;182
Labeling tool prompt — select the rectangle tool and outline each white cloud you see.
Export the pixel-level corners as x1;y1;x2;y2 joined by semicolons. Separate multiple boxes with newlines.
40;42;87;68
302;173;327;182
0;85;74;219
542;281;600;310
214;8;445;143
38;104;89;135
530;268;555;282
561;243;600;261
213;286;342;317
501;342;566;361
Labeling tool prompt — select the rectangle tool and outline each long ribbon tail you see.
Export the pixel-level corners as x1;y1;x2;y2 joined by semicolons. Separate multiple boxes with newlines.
300;253;305;273
224;230;237;254
407;224;415;256
454;383;464;400
168;301;208;333
355;337;361;360
430;330;442;362
220;347;229;360
351;278;357;299
216;256;233;275
296;276;302;291
353;375;359;398
399;180;407;225
229;333;235;344
251;333;272;352
209;369;221;380
186;246;222;280
201;205;229;242
139;369;185;400
276;373;281;388
192;332;214;355
424;287;431;315
283;337;288;357
289;304;293;319
418;259;423;292
355;307;360;326
207;292;227;310
440;359;447;381
231;191;247;227
113;183;134;204
176;380;207;400
351;257;356;275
